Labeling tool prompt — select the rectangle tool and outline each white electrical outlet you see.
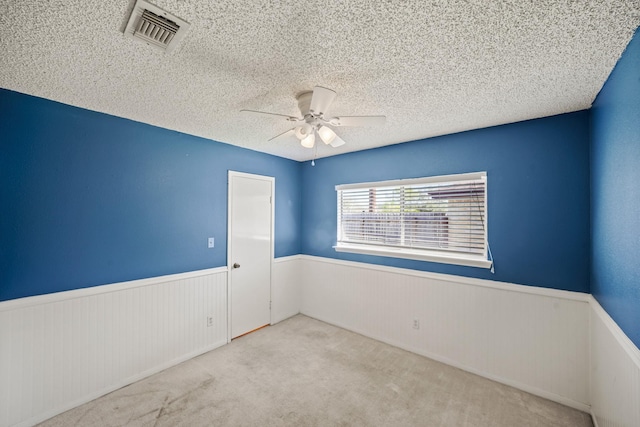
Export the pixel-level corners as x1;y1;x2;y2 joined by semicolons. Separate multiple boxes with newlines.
208;237;214;248
413;319;420;329
207;317;213;327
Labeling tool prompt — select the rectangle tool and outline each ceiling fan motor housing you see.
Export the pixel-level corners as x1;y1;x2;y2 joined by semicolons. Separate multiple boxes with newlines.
296;91;313;116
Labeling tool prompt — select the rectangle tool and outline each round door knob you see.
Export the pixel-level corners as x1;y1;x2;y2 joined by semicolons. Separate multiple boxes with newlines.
233;263;240;269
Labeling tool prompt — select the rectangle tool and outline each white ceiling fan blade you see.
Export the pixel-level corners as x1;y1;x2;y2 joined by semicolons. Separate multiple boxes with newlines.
268;128;296;141
309;86;337;116
329;115;386;127
241;109;301;122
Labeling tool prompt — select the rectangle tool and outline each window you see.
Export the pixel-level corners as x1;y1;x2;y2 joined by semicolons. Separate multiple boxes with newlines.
335;172;492;268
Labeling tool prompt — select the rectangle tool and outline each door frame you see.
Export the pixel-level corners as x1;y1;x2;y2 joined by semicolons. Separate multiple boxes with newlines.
227;170;275;343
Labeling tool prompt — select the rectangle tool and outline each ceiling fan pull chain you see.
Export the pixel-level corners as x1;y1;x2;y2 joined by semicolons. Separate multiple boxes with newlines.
312;143;318;166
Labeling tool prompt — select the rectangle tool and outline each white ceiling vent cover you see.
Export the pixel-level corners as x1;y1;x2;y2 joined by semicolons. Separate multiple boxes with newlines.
124;0;190;53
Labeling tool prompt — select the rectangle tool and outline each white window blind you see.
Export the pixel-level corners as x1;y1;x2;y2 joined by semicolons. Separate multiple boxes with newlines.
336;172;490;267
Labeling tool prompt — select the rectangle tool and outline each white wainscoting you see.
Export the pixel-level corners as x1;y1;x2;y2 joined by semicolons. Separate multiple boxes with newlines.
272;255;302;324
299;255;591;411
589;296;640;427
0;268;228;427
5;255;639;426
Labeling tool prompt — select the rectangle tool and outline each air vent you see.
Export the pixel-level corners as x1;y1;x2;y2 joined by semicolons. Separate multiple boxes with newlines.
135;10;178;47
123;0;190;53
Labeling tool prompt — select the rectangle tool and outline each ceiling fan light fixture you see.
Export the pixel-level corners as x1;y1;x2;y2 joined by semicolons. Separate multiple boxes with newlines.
317;125;337;145
300;132;315;148
242;86;386;150
294;123;313;140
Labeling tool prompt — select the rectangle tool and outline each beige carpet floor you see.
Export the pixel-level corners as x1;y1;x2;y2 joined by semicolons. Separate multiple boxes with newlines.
39;314;593;426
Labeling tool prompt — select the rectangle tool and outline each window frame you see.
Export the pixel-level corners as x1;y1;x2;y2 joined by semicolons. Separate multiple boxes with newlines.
334;172;492;269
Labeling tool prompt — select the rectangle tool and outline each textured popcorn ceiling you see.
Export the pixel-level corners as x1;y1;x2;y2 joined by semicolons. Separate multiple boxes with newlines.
1;1;639;161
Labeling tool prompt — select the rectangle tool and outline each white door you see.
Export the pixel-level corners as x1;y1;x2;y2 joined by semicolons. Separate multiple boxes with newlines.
228;171;273;339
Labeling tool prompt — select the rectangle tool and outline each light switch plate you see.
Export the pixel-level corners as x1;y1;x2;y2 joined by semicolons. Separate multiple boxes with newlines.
208;237;214;248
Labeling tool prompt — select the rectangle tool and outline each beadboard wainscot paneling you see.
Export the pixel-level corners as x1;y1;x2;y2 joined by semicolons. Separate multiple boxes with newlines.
589;296;640;427
272;255;302;324
0;268;228;427
299;255;590;411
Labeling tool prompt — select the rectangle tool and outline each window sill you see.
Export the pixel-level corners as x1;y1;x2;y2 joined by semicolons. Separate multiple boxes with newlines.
334;243;493;269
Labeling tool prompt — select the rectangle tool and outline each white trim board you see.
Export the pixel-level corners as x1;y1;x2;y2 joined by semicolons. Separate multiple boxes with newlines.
589;295;640;367
300;255;589;302
273;254;303;263
0;266;227;311
334;243;494;269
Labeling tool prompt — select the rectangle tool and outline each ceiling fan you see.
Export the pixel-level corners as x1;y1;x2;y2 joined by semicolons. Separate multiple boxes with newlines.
241;86;386;149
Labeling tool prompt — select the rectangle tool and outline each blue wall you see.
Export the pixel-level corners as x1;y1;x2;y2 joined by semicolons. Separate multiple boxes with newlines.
591;28;640;348
0;89;301;301
3;29;638;346
301;111;591;293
